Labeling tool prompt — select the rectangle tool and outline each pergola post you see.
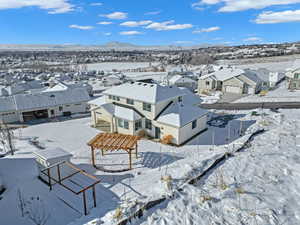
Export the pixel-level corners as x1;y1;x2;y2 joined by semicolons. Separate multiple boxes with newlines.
47;168;52;191
91;146;96;168
92;186;97;208
135;143;138;159
129;150;132;170
101;149;104;156
57;164;61;184
83;190;87;216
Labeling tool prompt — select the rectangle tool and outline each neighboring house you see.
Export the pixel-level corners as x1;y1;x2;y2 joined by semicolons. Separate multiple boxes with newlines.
168;75;197;92
89;82;208;145
254;68;285;88
198;68;263;95
286;60;300;90
0;88;90;123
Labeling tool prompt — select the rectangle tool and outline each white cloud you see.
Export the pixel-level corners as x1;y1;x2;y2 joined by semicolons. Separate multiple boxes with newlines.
0;0;74;14
193;26;220;33
119;31;142;35
244;37;262;42
104;32;111;36
255;9;300;24
69;24;94;30
146;20;193;31
120;20;152;27
100;12;128;20
196;0;300;12
174;41;194;44
97;21;113;25
90;2;103;6
145;10;161;15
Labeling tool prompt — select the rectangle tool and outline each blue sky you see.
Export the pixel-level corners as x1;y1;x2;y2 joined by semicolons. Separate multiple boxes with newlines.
1;0;300;46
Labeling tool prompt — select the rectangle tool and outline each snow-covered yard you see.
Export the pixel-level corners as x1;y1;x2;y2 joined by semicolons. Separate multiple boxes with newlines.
235;81;300;103
0;111;260;225
131;109;300;225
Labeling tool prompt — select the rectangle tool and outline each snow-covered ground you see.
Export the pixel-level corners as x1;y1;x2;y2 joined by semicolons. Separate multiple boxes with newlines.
235;81;300;103
86;62;158;72
0;111;260;225
131;109;300;225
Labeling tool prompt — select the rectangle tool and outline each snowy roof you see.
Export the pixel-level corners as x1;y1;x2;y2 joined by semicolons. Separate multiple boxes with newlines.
33;147;73;162
103;82;185;104
102;103;142;121
157;102;208;127
88;96;106;106
0;96;16;112
14;88;90;111
169;75;196;84
200;68;245;82
0;88;90;112
243;71;263;84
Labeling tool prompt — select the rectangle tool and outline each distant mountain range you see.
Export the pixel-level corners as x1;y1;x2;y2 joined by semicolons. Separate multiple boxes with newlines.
0;42;216;51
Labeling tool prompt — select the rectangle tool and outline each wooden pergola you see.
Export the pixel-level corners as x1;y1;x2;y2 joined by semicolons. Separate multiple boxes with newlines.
40;161;101;215
87;133;140;170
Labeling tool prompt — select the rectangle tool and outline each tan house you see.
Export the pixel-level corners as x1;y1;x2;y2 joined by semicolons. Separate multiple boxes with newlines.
89;82;208;145
286;60;300;90
198;68;263;95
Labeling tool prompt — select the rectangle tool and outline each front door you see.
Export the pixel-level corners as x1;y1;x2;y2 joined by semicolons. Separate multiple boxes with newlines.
155;127;161;139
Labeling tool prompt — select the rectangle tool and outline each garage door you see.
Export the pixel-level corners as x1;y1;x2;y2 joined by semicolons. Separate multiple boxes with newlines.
225;86;241;94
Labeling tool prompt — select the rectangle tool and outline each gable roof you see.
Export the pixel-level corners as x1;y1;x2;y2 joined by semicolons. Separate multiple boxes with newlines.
0;88;90;112
200;68;245;82
101;103;142;121
103;82;184;104
169;75;196;84
157;102;208;128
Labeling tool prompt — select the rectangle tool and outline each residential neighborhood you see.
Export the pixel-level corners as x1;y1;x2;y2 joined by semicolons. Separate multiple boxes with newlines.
2;1;300;225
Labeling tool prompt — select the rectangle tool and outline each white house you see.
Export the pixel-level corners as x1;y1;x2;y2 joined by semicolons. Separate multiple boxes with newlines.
89;82;208;145
0;88;90;123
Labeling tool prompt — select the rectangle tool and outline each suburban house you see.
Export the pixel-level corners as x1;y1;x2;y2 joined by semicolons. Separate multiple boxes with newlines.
286;60;300;90
89;81;208;145
0;88;90;123
254;68;285;88
198;67;263;95
168;75;198;92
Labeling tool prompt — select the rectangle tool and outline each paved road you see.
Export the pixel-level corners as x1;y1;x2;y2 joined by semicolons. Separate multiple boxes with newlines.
201;102;300;110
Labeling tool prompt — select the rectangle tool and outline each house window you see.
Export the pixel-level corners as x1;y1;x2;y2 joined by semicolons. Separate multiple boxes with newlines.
135;120;142;131
192;120;197;129
178;96;183;102
145;119;152;130
127;99;134;105
108;95;113;100
112;96;120;101
117;118;129;129
143;103;152;112
59;106;63;111
206;81;210;86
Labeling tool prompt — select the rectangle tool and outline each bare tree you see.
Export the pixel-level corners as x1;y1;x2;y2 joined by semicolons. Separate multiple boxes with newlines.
0;122;15;155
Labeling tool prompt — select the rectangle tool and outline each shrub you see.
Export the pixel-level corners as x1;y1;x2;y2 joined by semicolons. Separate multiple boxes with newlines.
161;135;174;145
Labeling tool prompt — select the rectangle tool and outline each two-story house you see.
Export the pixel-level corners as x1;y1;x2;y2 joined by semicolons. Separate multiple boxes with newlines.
89;81;208;145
